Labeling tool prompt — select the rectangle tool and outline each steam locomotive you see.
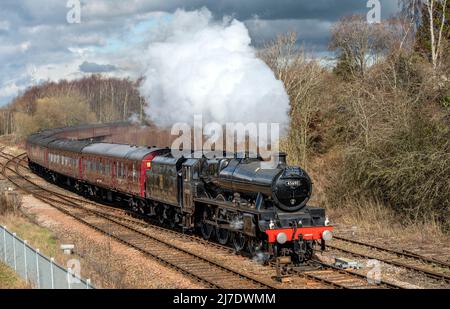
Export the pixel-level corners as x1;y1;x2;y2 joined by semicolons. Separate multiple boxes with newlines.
26;124;333;263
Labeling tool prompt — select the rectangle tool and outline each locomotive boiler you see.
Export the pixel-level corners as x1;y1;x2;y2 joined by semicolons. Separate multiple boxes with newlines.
201;152;312;212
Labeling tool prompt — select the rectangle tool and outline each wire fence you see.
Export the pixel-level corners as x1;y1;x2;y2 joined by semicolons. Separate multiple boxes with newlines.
0;225;94;289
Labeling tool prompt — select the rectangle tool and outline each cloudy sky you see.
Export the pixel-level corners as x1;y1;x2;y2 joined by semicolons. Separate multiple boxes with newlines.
0;0;400;106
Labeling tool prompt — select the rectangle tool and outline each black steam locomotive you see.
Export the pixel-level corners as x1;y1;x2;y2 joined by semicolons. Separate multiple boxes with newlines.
147;151;333;263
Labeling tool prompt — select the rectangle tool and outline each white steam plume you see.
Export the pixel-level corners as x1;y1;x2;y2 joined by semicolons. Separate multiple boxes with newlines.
139;8;289;128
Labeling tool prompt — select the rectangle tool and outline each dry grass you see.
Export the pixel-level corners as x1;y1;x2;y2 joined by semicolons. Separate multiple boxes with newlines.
0;191;22;216
307;147;449;246
0;213;59;258
0;192;60;289
58;228;128;289
0;263;28;289
325;197;448;244
0;191;60;258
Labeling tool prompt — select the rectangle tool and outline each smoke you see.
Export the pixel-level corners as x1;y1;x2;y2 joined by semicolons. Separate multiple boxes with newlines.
139;8;289;128
229;217;244;230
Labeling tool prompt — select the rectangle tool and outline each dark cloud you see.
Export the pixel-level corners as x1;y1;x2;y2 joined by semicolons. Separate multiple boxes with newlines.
0;0;402;106
79;61;117;73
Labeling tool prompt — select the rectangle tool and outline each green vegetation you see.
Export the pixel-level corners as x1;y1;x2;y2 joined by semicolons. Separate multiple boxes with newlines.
0;263;26;289
0;192;59;257
14;92;97;138
0;75;146;136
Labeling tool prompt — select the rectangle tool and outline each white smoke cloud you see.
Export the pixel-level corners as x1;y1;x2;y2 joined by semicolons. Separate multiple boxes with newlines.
139;8;290;127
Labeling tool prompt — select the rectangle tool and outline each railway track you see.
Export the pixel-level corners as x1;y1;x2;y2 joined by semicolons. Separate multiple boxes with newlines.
0;151;279;289
0;150;429;289
287;261;402;289
327;236;450;284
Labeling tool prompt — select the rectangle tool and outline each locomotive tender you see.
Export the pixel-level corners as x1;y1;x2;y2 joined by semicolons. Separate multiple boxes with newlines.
26;124;333;263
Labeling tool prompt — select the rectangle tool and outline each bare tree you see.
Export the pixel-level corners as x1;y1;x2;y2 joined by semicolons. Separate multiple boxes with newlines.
259;33;324;167
424;0;448;69
329;15;391;78
398;0;424;48
402;0;449;70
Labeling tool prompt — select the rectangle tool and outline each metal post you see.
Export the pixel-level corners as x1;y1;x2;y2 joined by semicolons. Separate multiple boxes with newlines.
12;233;17;271
50;257;55;289
23;240;28;282
2;226;6;262
35;249;40;289
86;278;91;289
67;267;72;289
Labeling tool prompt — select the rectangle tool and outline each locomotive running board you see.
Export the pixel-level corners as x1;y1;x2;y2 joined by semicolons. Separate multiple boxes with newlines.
193;197;264;214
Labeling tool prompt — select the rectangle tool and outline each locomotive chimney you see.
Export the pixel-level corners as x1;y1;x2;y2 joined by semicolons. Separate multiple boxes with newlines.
277;152;287;167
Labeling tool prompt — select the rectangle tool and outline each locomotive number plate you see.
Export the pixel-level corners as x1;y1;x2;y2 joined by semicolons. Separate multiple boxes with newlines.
286;180;301;187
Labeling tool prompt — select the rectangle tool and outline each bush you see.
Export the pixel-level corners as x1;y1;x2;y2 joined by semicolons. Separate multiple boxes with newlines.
14;91;97;138
0;191;22;216
330;115;450;230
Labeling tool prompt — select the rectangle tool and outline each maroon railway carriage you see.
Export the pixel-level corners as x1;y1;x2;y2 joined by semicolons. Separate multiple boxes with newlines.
26;126;170;207
80;143;169;199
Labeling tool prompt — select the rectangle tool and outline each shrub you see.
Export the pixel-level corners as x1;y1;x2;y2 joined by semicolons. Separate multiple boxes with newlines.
330;115;450;230
0;191;22;216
